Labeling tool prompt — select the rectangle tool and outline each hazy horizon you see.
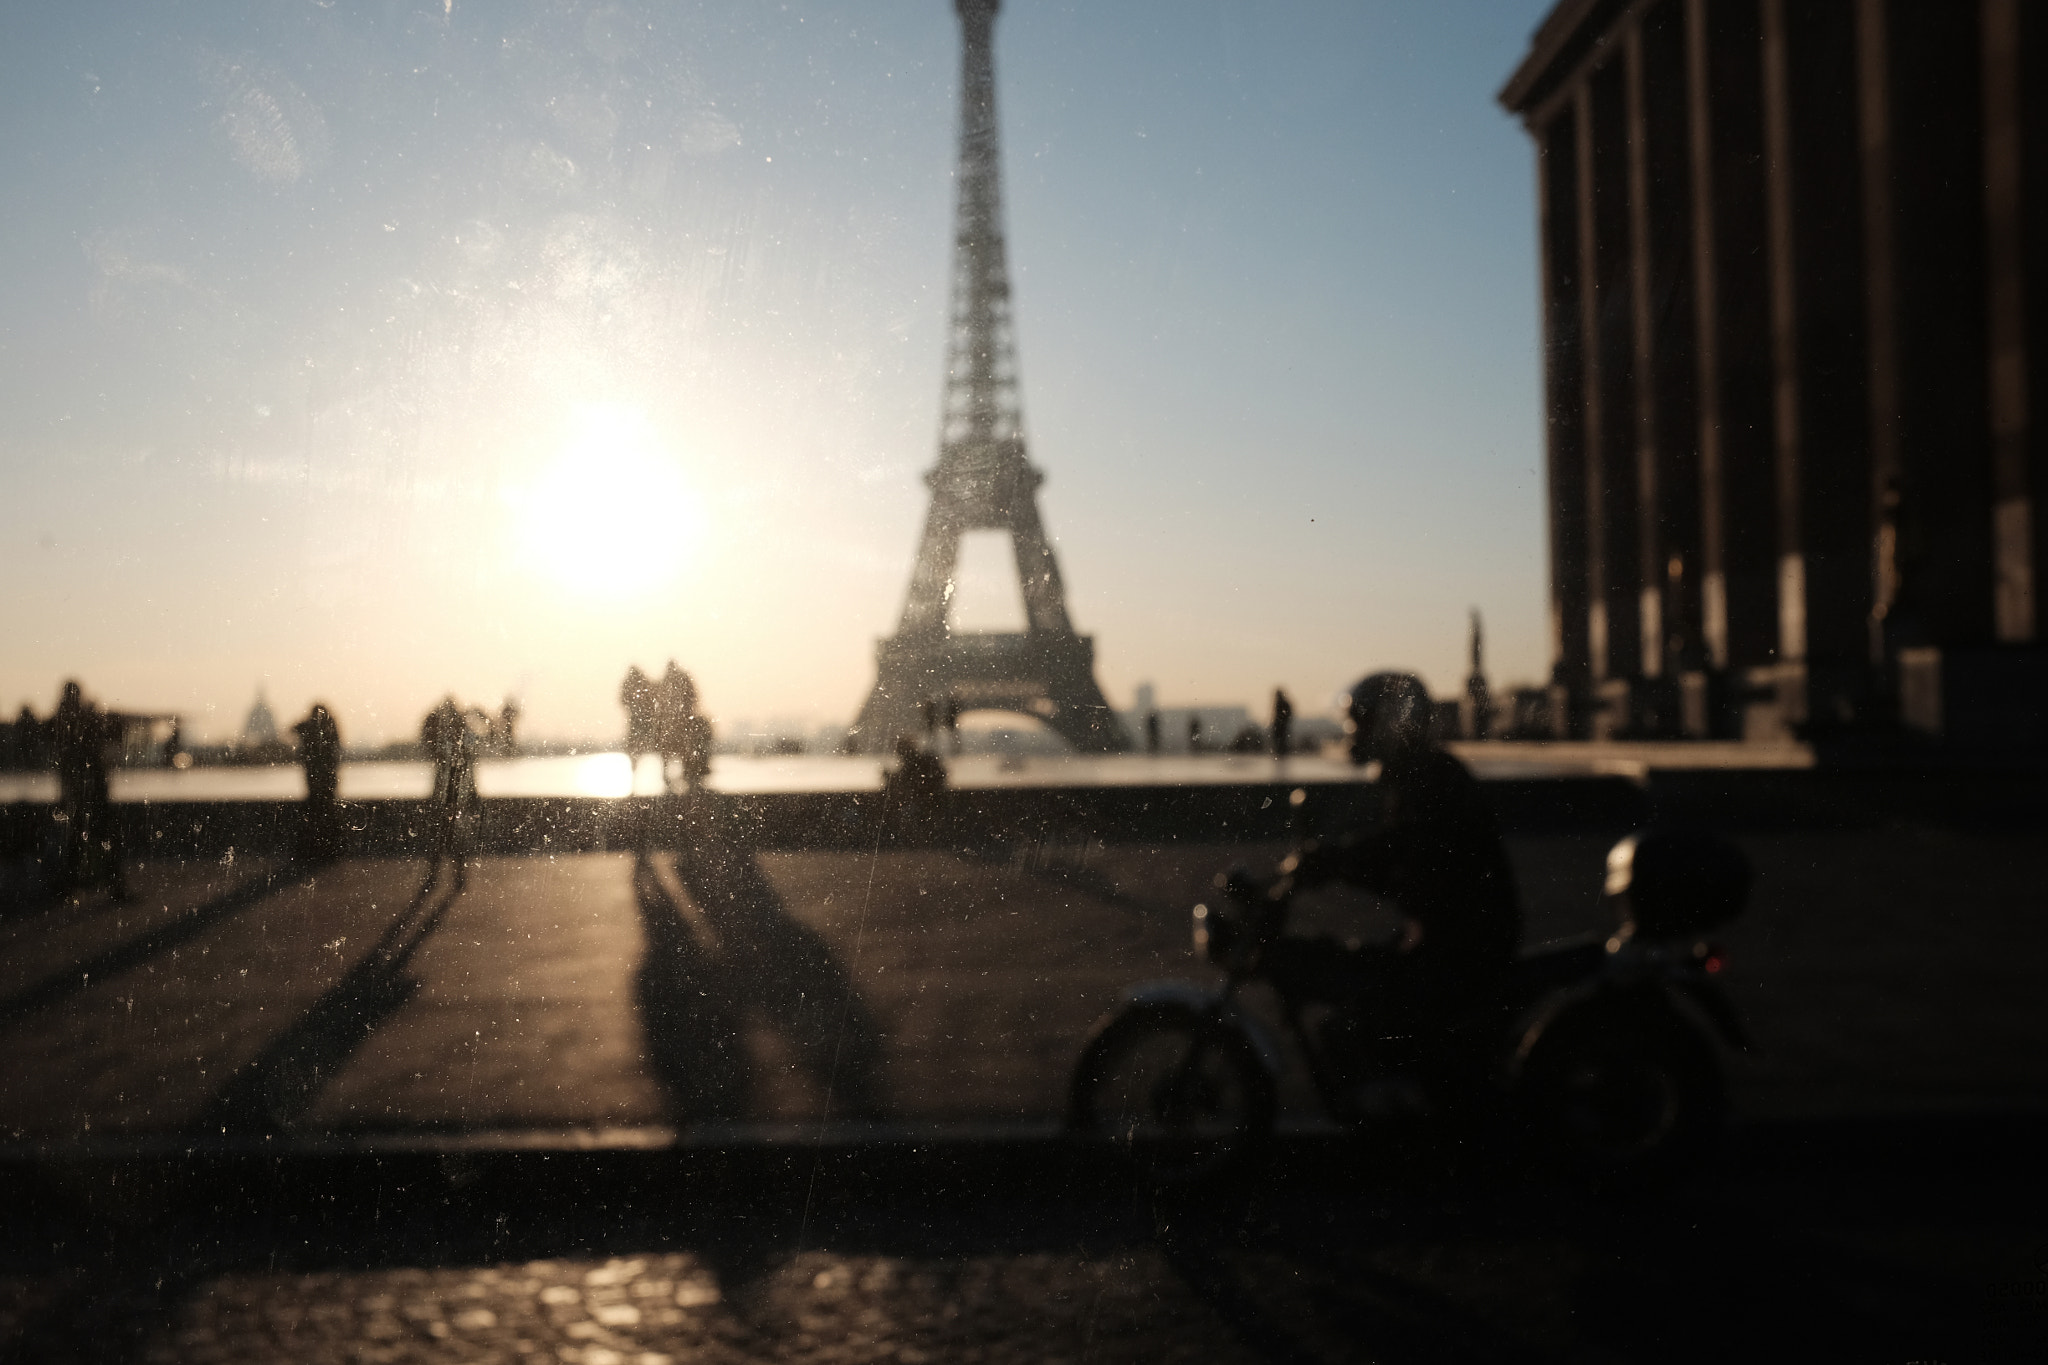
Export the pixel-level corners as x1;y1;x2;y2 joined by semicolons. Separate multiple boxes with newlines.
1;0;1555;745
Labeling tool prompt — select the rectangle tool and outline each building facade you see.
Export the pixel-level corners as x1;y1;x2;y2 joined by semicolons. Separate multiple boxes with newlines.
1501;0;2047;747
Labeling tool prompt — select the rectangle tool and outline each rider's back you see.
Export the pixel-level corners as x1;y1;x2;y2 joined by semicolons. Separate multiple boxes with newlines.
1373;747;1521;969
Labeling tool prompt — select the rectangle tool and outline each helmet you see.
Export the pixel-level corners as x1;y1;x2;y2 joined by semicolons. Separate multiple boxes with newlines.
1342;671;1433;764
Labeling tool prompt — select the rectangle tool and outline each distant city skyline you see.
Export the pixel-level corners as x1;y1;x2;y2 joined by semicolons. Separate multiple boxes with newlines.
1;1;1554;744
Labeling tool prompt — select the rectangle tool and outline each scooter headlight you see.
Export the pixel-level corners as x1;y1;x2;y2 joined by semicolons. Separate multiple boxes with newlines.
1191;902;1238;963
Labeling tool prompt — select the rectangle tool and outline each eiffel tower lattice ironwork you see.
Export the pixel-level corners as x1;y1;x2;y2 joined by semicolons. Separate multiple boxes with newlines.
852;0;1127;753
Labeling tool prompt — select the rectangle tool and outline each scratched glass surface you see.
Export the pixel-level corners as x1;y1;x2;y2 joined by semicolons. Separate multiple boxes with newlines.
0;3;2041;1360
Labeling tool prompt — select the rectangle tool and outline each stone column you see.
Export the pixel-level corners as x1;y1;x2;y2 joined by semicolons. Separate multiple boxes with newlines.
1760;0;1807;730
1866;0;2001;739
1632;0;1708;719
1857;0;1903;669
1885;2;1994;653
1776;0;1879;731
1574;83;1610;689
1585;61;1644;734
1538;101;1593;734
2024;0;2048;643
1983;0;2037;642
1687;0;1779;735
1626;23;1663;685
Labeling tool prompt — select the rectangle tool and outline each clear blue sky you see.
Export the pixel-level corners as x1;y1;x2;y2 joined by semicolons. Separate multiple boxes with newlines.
0;0;1556;743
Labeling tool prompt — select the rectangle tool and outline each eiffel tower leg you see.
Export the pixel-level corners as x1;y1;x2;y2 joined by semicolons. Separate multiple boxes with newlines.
897;495;966;637
1040;677;1128;752
852;638;936;753
1006;497;1076;636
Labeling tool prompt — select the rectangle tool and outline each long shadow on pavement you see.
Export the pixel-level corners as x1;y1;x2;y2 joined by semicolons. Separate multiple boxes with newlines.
633;854;752;1119
668;827;885;1119
189;863;464;1135
0;862;314;1033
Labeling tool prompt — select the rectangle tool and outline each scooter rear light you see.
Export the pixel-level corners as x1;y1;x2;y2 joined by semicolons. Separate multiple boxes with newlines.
1698;941;1726;975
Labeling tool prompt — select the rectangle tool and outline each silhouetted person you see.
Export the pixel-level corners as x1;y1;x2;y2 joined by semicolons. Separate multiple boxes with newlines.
1275;671;1521;1032
620;665;655;781
4;705;38;769
422;695;479;878
1187;715;1203;753
1272;688;1294;756
162;717;183;768
660;660;697;723
52;681;128;898
942;697;961;754
656;661;709;792
293;703;343;862
1145;710;1161;754
684;714;714;789
494;699;520;756
885;734;948;839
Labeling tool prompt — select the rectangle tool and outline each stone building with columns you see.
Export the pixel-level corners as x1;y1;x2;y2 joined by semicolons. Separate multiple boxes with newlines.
1501;0;2046;748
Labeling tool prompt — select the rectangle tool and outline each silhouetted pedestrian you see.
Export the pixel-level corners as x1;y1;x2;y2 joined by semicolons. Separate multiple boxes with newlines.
885;734;948;840
422;695;479;879
493;699;520;756
1187;714;1203;753
1272;688;1294;756
620;665;655;782
9;705;45;769
1145;710;1160;754
656;661;709;792
660;660;697;722
51;681;127;898
942;697;961;755
293;703;343;861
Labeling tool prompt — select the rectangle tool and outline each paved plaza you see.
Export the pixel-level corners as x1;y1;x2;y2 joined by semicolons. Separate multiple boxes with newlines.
2;821;2045;1360
0;839;1248;1141
3;825;2046;1143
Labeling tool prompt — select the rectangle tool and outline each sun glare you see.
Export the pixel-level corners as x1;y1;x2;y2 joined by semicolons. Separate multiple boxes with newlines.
568;752;635;798
515;404;705;597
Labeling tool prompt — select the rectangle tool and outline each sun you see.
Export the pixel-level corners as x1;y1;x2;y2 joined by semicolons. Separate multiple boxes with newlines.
514;404;705;597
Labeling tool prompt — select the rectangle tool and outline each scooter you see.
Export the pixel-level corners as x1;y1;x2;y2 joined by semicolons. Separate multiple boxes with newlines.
1068;827;1754;1186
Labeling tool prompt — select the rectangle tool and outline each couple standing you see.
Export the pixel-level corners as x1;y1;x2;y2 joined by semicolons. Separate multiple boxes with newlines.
622;661;711;793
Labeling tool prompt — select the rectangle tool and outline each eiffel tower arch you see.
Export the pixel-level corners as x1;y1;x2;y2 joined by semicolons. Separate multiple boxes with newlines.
851;0;1128;754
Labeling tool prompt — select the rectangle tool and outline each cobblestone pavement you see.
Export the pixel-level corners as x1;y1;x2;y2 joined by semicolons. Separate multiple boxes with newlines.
134;1251;1254;1365
5;1121;2046;1364
13;1170;2044;1364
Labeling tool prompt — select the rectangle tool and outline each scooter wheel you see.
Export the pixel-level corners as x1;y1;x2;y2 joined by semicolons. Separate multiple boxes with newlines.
1068;1002;1275;1186
1517;1009;1725;1190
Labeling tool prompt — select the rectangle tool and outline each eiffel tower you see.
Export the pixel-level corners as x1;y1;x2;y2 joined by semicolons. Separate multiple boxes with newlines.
852;0;1127;753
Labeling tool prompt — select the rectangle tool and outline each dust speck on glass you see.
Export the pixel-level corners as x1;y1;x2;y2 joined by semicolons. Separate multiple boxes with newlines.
0;2;2040;1360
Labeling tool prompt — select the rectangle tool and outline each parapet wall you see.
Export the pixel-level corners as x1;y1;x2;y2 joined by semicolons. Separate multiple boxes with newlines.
4;769;2041;862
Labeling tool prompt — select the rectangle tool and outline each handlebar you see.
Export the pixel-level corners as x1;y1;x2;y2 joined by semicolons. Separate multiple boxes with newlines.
1192;866;1294;973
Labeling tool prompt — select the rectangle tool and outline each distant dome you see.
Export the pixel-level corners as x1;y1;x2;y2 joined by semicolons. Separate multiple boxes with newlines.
240;692;279;749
